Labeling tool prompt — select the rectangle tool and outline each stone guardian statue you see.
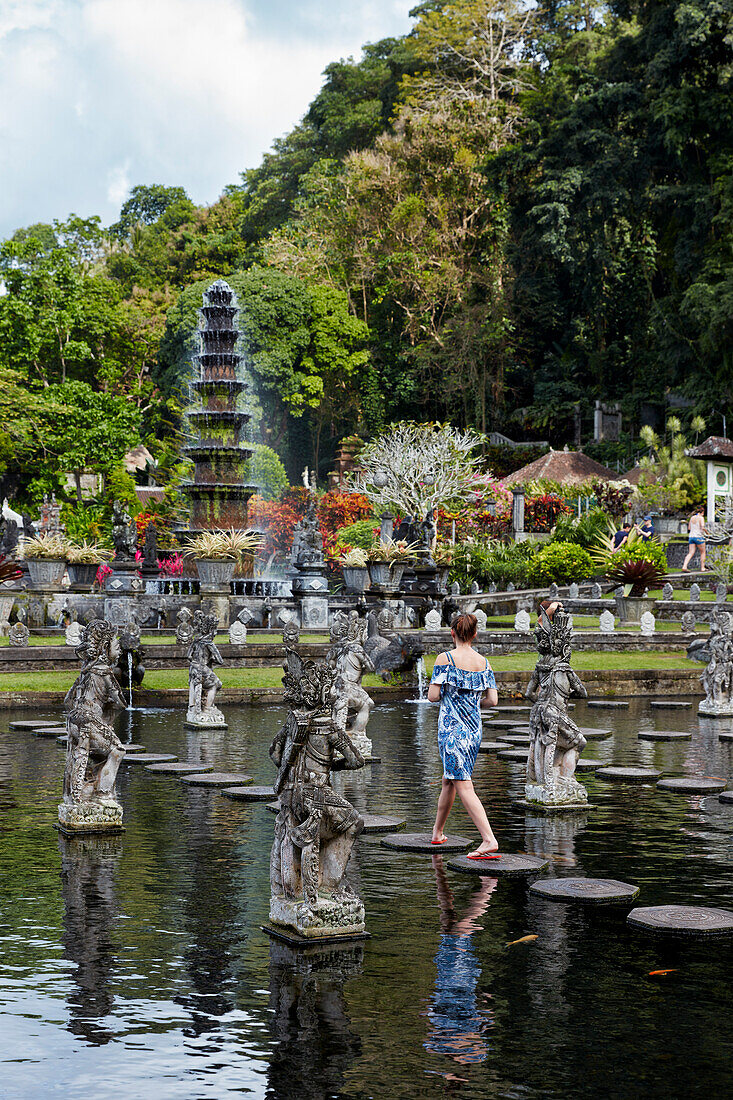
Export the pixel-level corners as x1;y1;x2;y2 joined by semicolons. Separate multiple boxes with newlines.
698;609;733;717
268;642;366;941
525;607;589;808
327;612;375;759
185;610;227;728
58;619;127;835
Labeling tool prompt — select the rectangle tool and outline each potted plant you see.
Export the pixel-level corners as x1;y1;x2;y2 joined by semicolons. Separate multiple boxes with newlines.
340;546;369;593
592;530;667;623
183;529;264;589
22;534;69;589
366;539;417;592
67;542;112;589
432;543;454;589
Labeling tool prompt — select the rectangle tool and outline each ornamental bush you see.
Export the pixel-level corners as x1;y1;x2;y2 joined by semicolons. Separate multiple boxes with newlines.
335;519;379;551
527;541;595;586
249;444;288;501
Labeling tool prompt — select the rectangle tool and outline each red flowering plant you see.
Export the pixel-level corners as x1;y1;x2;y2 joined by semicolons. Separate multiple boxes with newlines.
248;490;373;574
525;494;571;532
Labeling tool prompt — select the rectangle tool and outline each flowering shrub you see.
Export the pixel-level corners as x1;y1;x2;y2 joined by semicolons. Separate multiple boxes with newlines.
524;494;571;532
527;542;595;586
591;479;634;518
95;563;113;587
158;552;184;577
248;490;374;562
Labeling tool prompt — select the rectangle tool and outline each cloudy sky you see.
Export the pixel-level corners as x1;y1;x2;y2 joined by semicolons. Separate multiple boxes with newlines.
0;0;414;239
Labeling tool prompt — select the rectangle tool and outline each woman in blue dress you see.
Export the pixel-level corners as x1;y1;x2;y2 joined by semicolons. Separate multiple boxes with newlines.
427;612;500;859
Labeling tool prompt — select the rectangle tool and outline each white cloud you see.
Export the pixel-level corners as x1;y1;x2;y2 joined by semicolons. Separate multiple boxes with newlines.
0;0;415;238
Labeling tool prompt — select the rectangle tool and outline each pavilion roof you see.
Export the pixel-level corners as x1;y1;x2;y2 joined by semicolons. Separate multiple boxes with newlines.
503;448;618;487
685;436;733;460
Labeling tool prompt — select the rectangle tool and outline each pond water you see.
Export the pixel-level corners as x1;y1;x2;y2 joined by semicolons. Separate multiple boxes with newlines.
1;698;733;1099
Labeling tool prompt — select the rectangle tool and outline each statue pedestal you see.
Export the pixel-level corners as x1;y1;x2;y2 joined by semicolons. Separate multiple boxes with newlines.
105;561;142;595
698;700;733;717
298;595;329;629
57;799;124;836
184;707;228;730
268;894;367;943
524;778;589;809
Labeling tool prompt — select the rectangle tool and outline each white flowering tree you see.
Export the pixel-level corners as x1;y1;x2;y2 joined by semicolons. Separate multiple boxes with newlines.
350;421;491;518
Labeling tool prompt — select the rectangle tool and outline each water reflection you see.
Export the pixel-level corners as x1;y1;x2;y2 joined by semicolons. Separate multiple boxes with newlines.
266;938;363;1100
524;808;590;869
425;856;495;1066
58;832;122;1045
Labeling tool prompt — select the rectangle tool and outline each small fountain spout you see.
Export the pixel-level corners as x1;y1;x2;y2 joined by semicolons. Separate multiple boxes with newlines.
127;650;133;710
417;656;427;701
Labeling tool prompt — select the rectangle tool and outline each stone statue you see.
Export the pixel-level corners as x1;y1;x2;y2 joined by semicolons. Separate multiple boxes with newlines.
590;582;602;600
229;610;248;645
681;610;696;633
424;608;442;630
568;582;579;599
8;615;29;646
699;609;733;717
690;583;701;602
185;610;226;728
268;642;366;941
175;607;194;646
59;619;127;834
514;609;531;633
599;610;615;633
291;495;324;568
327;612;375;759
363;607;425;680
65;621;83;647
111;500;137;560
640;610;655;636
114;623;146;694
142;523;158;574
716;583;727;603
662;582;674;601
525;607;589;807
283;619;301;648
474;607;488;632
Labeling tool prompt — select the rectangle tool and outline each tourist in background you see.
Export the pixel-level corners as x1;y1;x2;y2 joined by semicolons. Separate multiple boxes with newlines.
682;507;708;572
612;521;632;550
427;613;499;859
638;515;654;541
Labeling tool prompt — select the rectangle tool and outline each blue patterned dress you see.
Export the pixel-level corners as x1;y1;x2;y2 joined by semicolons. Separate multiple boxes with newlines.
430;653;496;780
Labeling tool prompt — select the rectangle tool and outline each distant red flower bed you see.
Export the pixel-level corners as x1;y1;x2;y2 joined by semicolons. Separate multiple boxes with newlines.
248;490;372;560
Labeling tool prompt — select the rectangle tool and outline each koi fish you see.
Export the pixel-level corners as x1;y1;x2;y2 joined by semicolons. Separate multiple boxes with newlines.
506;934;538;946
648;969;677;976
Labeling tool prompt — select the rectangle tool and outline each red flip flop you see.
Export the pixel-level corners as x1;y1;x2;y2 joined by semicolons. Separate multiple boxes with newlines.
466;851;501;861
431;837;448;845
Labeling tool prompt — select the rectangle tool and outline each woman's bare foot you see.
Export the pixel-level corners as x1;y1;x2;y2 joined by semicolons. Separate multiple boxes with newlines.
469;838;499;856
431;832;447;844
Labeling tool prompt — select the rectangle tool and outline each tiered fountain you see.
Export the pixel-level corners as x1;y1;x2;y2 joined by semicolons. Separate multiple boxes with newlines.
184;280;257;532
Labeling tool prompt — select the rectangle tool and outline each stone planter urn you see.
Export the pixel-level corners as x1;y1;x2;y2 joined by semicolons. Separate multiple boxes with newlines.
367;561;406;593
342;565;369;594
615;595;657;624
195;558;236;591
27;559;66;590
68;563;99;589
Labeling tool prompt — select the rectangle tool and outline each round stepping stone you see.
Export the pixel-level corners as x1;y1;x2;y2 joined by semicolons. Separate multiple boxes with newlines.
497;749;529;762
380;833;471;854
587;700;629;709
478;740;512;752
627;905;733;937
496;705;530;713
360;814;407;833
33;726;67;737
508;725;531;733
122;753;178;765
595;766;662;783
9;720;60;730
650;701;692;709
449;853;549;877
501;734;531;745
577;728;612;740
181;771;253;787
221;785;275;801
122;744;147;753
638;730;691;741
575;758;604;771
266;800;281;813
716;731;733;741
657;776;727;794
146;762;214;775
718;790;733;804
530;877;639;904
485;719;524;729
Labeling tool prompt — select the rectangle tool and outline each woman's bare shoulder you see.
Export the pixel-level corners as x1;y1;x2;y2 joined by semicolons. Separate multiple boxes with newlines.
434;652;449;666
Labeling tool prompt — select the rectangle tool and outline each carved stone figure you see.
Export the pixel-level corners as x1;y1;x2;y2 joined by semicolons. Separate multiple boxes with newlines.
268;643;366;940
363;607;425;680
525;608;589;807
175;607;194;646
229;611;248;645
291;495;324;569
424;608;442;630
662;582;674;601
327;613;375;758
470;580;480;595
8;619;29;646
599;610;615;633
474;608;488;632
639;611;656;636
185;610;226;728
716;583;727;603
283;620;301;648
699;609;733;717
141;523;158;574
590;582;602;600
549;582;560;600
681;610;696;633
114;623;146;694
110;500;137;559
450;581;460;597
690;583;701;602
514;610;531;633
59;619;127;834
568;583;579;599
66;621;83;647
488;582;497;594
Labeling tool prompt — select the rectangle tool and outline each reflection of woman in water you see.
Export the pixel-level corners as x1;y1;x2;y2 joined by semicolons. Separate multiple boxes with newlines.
425;856;496;1066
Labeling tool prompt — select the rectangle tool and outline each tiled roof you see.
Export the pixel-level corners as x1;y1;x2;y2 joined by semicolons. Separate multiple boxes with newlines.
503;449;618;487
685;436;733;459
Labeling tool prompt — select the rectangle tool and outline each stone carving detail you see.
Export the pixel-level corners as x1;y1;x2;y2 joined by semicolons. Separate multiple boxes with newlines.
327;612;374;758
283;620;301;648
269;640;365;940
690;583;701;602
590;582;602;600
639;611;656;636
229;610;248;645
699;609;733;717
364;607;425;679
548;582;560;600
488;582;497;594
59;619;126;834
474;608;488;632
681;610;696;633
599;610;615;633
186;611;226;728
470;581;480;595
506;581;515;592
110;500;137;559
716;583;727;603
514;609;531;633
8;614;29;646
525;608;588;807
450;581;460;596
424;608;442;630
175;607;194;646
66;621;83;647
662;582;674;601
568;583;579;599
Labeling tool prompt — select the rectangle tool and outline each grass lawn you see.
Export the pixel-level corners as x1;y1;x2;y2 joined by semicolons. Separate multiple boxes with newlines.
0;632;325;648
486;614;707;632
0;650;699;693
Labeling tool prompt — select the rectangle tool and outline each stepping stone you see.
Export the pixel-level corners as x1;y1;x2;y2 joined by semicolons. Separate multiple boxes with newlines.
718;791;733;804
508;725;531;733
33;727;67;737
221;785;275;801
627;905;733;937
449;853;549;877
716;731;733;741
496;705;530;713
9;720;61;730
595;766;662;783
485;719;525;729
530;877;639;904
266;801;281;813
360;814;407;833
123;744;147;753
181;772;253;787
501;734;531;745
638;730;691;741
575;758;604;771
497;749;529;762
122;753;178;765
577;728;612;740
657;776;727;794
478;741;512;752
650;701;692;709
587;700;629;709
146;762;214;775
380;833;471;854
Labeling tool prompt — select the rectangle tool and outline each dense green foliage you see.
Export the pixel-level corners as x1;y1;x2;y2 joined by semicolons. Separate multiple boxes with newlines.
1;0;731;505
450;538;539;589
527;541;596;585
